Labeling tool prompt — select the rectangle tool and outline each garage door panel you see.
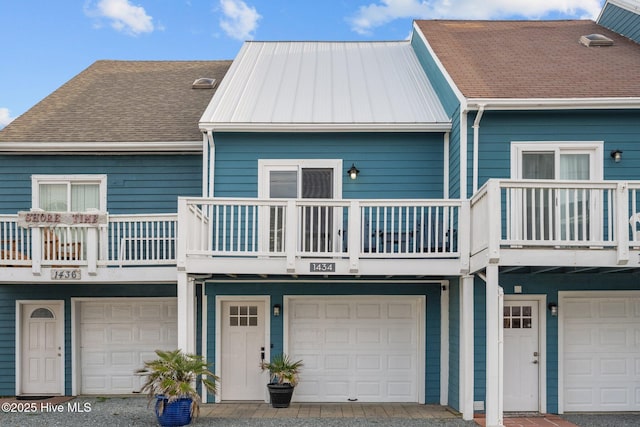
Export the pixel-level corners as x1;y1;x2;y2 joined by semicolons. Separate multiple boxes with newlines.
289;296;421;403
79;299;177;394
563;294;640;411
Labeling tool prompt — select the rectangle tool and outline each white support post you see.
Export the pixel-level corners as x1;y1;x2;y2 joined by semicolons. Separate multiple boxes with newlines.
485;264;503;427
459;201;471;274
440;281;449;406
460;275;474;420
177;272;196;353
31;228;42;275
348;200;360;273
285;200;297;273
87;227;98;275
616;182;629;264
487;180;501;264
177;198;188;271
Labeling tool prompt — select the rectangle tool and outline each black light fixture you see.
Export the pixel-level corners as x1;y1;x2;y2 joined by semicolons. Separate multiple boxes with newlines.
273;304;281;317
548;302;558;317
610;150;623;163
347;163;360;180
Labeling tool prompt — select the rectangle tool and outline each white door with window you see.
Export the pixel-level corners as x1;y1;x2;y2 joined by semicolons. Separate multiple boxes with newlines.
511;143;603;242
503;299;540;411
258;160;342;254
20;302;64;395
219;299;268;400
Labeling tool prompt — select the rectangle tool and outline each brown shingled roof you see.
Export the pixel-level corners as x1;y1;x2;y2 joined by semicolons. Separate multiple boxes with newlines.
415;20;640;99
0;60;232;143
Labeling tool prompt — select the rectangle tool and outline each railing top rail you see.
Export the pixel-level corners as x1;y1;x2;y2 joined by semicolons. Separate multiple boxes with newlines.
109;213;178;220
182;197;463;207
497;179;620;189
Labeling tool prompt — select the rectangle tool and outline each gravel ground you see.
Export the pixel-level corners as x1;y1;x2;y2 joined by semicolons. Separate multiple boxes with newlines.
4;396;640;426
562;413;640;427
1;396;476;427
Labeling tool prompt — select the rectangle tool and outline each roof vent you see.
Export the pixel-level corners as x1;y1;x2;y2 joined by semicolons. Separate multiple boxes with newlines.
579;34;614;47
192;78;217;89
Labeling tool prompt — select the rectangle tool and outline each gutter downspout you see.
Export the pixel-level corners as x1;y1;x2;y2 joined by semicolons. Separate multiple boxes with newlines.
460;110;468;199
472;105;485;194
202;132;208;198
206;130;215;198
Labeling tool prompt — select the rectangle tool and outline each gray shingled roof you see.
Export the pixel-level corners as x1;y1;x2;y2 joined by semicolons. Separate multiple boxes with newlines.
415;20;640;99
0;60;232;144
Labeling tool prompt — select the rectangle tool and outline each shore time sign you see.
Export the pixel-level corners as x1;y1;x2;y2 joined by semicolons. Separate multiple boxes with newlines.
18;211;107;228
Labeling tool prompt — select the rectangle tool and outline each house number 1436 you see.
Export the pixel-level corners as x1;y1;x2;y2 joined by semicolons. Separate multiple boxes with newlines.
51;269;81;280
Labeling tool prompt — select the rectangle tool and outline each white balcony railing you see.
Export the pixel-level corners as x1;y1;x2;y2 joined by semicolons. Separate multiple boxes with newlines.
178;198;465;272
471;179;640;265
0;214;177;271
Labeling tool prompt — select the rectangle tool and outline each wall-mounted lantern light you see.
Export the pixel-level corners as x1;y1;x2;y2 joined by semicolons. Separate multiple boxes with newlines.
610;150;623;163
273;304;281;317
548;302;558;317
347;164;360;180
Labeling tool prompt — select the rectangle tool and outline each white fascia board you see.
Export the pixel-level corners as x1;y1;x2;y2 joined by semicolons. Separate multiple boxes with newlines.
411;22;466;106
199;122;452;133
465;97;640;111
0;141;203;153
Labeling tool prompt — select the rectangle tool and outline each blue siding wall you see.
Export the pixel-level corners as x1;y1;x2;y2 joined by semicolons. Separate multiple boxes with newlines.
0;284;176;395
213;132;446;199
471;110;640;188
0;154;202;214
410;30;462;199
473;274;640;413
598;2;640;43
410;29;460;116
205;281;442;403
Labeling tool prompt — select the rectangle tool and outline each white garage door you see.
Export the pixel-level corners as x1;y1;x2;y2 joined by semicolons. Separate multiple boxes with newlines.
79;299;177;394
562;293;640;411
288;296;423;403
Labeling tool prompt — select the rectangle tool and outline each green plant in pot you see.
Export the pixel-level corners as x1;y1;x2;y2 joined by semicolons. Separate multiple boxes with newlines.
260;353;303;408
136;349;218;427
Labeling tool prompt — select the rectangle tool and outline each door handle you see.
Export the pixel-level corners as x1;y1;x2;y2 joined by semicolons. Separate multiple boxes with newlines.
260;347;265;360
532;360;538;364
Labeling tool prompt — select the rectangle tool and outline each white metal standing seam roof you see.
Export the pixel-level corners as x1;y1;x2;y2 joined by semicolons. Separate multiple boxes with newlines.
199;41;451;132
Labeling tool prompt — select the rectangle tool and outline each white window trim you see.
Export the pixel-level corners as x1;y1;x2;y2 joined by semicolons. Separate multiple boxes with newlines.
257;159;343;199
32;174;107;211
510;142;604;180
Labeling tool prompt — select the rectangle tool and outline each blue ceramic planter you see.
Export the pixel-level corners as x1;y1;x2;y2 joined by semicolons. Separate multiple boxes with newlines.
155;397;193;427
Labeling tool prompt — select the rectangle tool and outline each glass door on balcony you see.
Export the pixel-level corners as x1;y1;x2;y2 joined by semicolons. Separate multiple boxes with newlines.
514;144;602;243
33;175;107;260
260;160;341;254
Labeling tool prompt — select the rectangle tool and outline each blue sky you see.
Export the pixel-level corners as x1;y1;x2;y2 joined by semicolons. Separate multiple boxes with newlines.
0;0;605;128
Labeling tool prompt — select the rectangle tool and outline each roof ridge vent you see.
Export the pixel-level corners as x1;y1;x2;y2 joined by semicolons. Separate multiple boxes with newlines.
192;78;217;89
579;33;614;47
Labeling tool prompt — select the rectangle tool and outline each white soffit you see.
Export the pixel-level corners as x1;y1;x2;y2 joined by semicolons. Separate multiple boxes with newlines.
200;41;450;132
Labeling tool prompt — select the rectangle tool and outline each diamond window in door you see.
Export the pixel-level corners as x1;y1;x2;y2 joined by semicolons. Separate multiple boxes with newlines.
229;305;259;327
504;305;532;329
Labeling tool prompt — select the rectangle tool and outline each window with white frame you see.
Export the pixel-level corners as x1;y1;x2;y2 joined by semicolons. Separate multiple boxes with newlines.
510;142;603;242
32;175;107;212
258;160;342;253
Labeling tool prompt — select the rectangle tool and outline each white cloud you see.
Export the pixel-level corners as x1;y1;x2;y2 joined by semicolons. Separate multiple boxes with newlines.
349;0;603;35
0;108;14;129
85;0;154;35
219;0;261;41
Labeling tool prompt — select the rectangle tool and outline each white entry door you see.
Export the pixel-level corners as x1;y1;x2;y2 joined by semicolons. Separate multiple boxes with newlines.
21;302;63;395
220;300;267;400
504;300;539;411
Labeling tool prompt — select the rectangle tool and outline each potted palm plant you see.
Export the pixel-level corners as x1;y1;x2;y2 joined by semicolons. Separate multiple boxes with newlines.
260;353;303;408
136;349;219;427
